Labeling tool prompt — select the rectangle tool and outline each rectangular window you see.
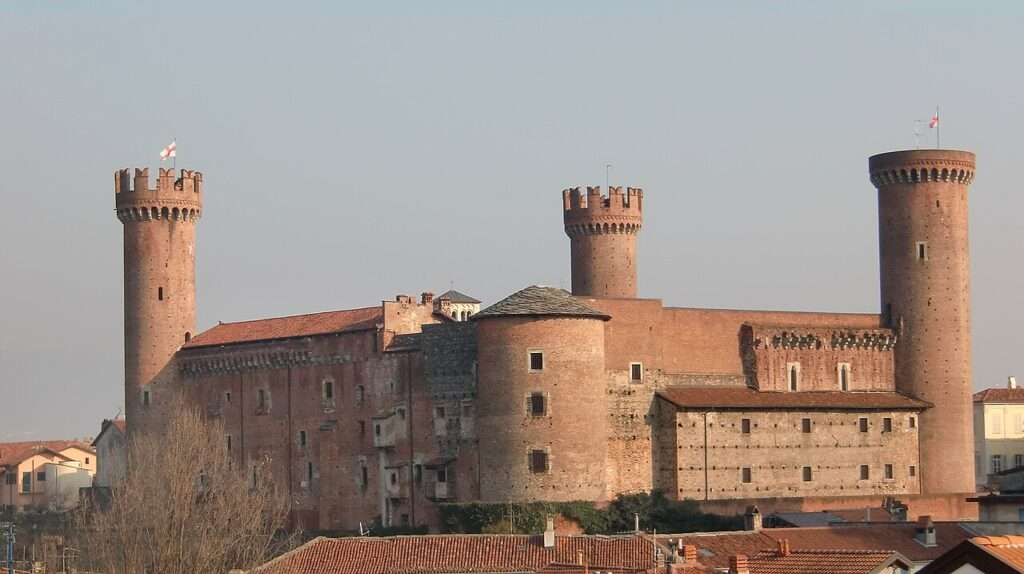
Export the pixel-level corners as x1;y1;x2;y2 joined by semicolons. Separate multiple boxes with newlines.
741;418;751;434
257;389;267;410
299;430;307;447
859;417;869;433
307;462;314;483
630;363;643;382
529;351;544;372
909;416;916;428
884;464;894;480
529;393;546;417
414;464;423;484
226;435;232;453
993;455;1004;473
801;418;812;433
838;363;850;391
1016;454;1024;469
323;381;334;401
224;391;232;404
909;465;917;477
374;423;381;437
158;286;164;300
860;465;869;480
436;468;447;483
741;467;752;483
397;407;406;420
787;363;800;391
529;449;549;474
359;420;366;436
802;466;813;482
883;417;893;433
435;406;446;419
36;470;46;482
4;474;15;485
21;472;31;493
360;465;368;487
916;241;929;261
142;390;151;407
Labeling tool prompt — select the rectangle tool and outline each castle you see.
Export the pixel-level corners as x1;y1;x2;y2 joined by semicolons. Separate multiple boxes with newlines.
112;149;978;529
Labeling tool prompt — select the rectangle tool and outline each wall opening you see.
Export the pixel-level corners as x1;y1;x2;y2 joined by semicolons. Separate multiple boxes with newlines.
158;287;164;301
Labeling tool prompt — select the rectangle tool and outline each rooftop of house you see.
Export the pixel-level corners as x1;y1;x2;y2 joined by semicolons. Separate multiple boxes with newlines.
743;547;910;574
768;508;897;528
970;535;1024;571
182;306;383;349
657;387;931;411
917;535;1024;574
472;285;610;321
974;386;1024;404
250;534;657;574
0;440;94;467
437;289;481;304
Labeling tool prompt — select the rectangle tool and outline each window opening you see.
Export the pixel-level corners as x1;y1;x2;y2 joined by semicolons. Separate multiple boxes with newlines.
184;331;191;342
859;418;869;433
630;363;643;382
361;465;368;487
158;287;164;301
909;416;916;428
741;418;751;434
884;464;894;479
801;418;812;433
323;380;334;401
142;390;151;407
529;450;549;474
257;389;267;411
802;466;813;482
909;465;917;477
299;430;307;447
529;351;544;371
883;417;892;433
916;241;929;261
359;420;366;436
435;406;446;419
860;465;869;480
839;364;850;391
741;467;752;483
993;455;1003;473
787;363;800;391
226;435;232;453
307;462;314;483
36;471;46;482
436;468;447;483
529;393;546;417
1016;454;1023;469
224;391;232;404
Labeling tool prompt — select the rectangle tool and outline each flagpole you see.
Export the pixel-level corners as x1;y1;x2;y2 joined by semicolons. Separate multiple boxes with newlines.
935;107;940;149
173;136;177;171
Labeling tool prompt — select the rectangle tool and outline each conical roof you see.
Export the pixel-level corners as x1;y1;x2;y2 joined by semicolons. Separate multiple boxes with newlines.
472;285;609;321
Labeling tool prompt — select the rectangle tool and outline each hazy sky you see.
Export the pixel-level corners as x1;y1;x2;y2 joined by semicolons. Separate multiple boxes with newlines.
1;2;1021;440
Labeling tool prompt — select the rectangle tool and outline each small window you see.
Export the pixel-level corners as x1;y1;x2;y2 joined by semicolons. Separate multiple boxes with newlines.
909;465;917;477
435;406;446;419
390;472;397;485
741;467;752;483
142;390;151;407
299;430;307;447
322;380;335;402
158;286;164;301
909;416;916;429
741;418;751;434
801;418;812;433
993;455;1004;473
529;449;549;473
916;241;929;261
36;471;46;482
21;472;31;493
461;402;473;417
4;474;14;485
414;464;423;484
787;363;800;391
360;465;368;487
529;351;544;372
802;466;813;482
838;363;850;391
397;407;406;420
884;464;894;480
184;331;191;342
1016;454;1023;469
859;417;869;433
307;462;314;483
355;385;365;406
85;457;90;465
256;389;268;411
630;363;643;382
224;391;232;404
860;465;869;480
374;423;381;437
529;393;546;417
359;420;366;436
226;435;232;453
401;513;410;526
436;468;447;483
883;417;893;433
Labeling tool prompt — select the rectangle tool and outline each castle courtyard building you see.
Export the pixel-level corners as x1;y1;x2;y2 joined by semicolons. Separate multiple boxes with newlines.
112;149;979;530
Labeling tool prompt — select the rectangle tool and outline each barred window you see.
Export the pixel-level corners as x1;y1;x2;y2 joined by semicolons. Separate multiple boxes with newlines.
529;450;549;473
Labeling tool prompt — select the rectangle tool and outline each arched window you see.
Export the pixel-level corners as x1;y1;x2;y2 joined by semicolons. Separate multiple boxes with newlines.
839;364;850;391
787;363;799;392
184;331;191;342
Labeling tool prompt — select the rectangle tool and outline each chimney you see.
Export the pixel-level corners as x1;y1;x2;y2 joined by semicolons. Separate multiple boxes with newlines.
728;554;750;574
743;505;762;531
915;515;937;547
681;544;697;563
421;292;434;305
775;539;791;557
1010;376;1018;389
543;515;555;548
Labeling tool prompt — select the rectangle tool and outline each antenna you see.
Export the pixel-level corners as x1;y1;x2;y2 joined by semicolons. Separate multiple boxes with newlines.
913;120;923;149
605;164;612;189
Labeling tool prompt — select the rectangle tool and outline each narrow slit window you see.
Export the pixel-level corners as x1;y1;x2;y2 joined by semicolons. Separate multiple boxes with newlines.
142;390;151;407
322;380;335;402
307;462;314;483
299;430;307;447
839;364;850;391
158;287;164;301
916;241;929;261
787;363;800;392
257;389;267;411
226;435;232;453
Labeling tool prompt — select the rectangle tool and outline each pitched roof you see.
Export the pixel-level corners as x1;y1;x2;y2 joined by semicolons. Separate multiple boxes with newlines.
183;307;382;349
0;440;93;467
251;534;656;574
746;549;909;574
91;418;127;447
974;388;1024;404
972;535;1024;570
917;535;1024;574
438;289;481;304
472;286;609;321
657;388;930;411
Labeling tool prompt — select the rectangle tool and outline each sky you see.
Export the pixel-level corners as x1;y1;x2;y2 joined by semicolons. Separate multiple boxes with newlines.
0;1;1021;440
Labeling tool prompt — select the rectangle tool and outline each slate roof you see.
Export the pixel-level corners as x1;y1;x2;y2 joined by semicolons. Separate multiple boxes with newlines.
657;388;930;411
746;549;909;574
472;286;610;321
438;289;481;304
974;388;1024;404
251;534;657;574
183;307;382;349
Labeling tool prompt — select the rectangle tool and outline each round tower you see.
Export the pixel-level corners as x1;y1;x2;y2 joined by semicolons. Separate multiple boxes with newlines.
563;186;643;298
869;149;975;495
114;167;203;423
473;286;610;502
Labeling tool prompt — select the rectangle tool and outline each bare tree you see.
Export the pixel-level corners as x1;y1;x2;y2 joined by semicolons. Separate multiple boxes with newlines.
76;396;295;574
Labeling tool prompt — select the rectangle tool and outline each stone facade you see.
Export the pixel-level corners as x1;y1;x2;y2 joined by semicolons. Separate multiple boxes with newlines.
112;148;978;530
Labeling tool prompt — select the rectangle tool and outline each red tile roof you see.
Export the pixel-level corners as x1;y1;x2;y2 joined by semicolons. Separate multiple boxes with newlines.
0;440;94;467
973;535;1024;570
746;549;909;574
657;388;930;410
252;534;657;574
183;307;382;349
974;388;1024;404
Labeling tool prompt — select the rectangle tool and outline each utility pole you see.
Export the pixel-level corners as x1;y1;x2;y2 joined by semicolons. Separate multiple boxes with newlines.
0;521;14;574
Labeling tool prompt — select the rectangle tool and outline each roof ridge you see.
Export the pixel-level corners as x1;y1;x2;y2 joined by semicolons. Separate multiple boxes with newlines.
213;305;381;326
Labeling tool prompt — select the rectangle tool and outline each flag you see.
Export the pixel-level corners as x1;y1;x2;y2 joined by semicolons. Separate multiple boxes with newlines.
160;140;177;161
929;114;939;129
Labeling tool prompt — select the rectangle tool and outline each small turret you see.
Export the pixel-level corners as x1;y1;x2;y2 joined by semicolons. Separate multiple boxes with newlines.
562;185;643;298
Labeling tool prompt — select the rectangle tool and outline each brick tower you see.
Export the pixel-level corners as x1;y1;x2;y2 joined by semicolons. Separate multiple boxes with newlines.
869;149;976;495
562;186;643;298
114;167;203;424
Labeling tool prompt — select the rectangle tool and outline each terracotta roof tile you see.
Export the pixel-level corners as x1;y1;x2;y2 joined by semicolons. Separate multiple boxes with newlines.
972;535;1024;569
974;388;1024;404
252;534;657;574
670;532;775;569
657;388;930;410
0;440;94;467
472;286;610;321
746;549;908;574
183;307;382;349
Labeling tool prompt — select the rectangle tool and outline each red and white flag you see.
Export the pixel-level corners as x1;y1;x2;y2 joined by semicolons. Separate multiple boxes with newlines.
929;114;939;129
160;140;177;160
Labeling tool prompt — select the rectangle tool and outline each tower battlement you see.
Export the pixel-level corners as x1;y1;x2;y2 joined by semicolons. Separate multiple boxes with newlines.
869;150;975;188
562;186;643;236
115;168;203;223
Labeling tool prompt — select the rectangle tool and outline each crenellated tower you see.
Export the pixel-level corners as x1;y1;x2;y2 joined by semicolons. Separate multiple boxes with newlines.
114;167;203;425
562;186;643;298
869;149;975;495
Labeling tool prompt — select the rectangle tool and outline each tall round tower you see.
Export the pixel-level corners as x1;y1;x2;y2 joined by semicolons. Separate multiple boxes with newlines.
869;150;975;495
563;186;643;298
115;167;203;423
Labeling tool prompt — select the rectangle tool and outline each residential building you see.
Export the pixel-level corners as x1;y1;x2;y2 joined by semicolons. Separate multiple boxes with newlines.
0;441;96;512
91;418;127;488
974;377;1024;488
917;534;1024;574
